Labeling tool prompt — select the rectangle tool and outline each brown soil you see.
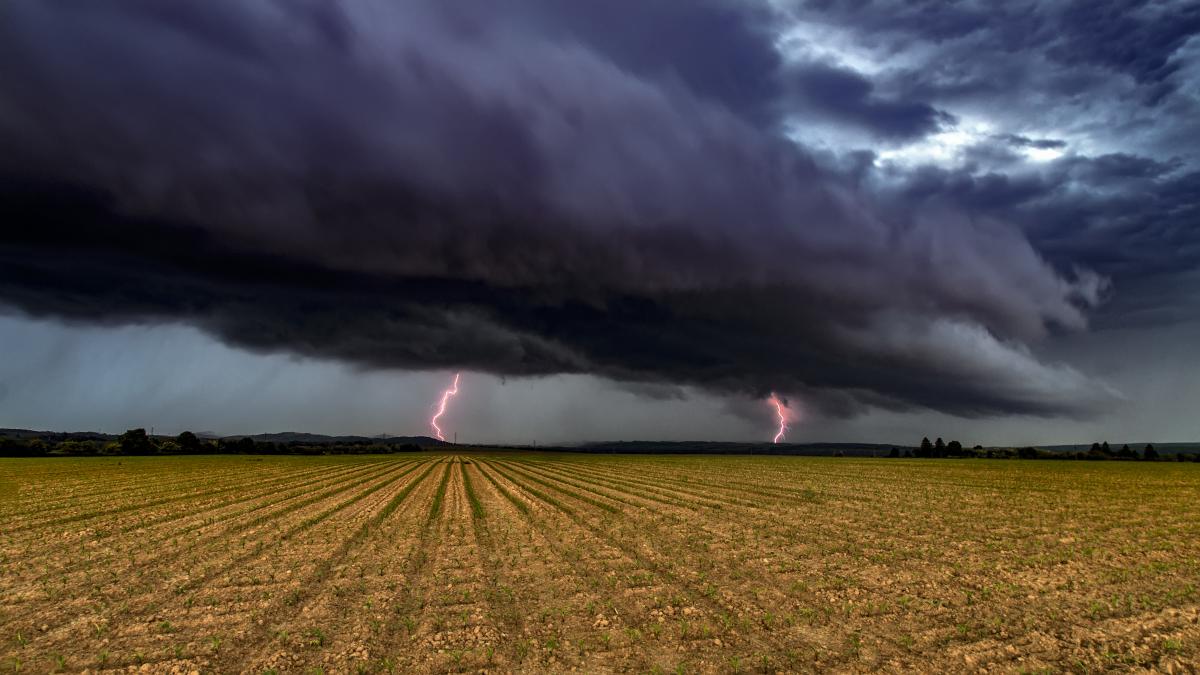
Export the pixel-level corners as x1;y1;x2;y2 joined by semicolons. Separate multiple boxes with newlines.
1;453;1197;673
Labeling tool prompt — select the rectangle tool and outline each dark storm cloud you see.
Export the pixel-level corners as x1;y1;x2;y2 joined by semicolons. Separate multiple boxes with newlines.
794;0;990;43
877;154;1200;274
497;0;785;126
0;1;1118;418
1048;1;1200;92
795;0;1199;91
786;62;952;140
785;0;1200;339
994;135;1068;151
802;0;1200;134
609;382;689;402
872;155;1200;328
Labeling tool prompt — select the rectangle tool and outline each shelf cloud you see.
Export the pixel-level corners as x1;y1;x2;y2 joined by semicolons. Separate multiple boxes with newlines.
5;1;1189;423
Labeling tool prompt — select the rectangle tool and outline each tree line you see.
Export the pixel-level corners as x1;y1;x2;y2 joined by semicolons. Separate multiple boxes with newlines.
0;429;425;457
887;437;1198;461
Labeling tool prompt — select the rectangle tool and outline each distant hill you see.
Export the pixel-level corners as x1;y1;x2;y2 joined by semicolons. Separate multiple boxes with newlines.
0;428;445;446
572;441;901;456
228;432;446;446
0;428;115;442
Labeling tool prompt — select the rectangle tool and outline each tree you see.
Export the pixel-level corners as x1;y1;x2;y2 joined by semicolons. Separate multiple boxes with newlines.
947;440;963;456
1143;444;1159;461
1;439;48;457
1102;441;1111;454
1090;442;1102;453
919;437;933;458
1117;444;1137;460
177;431;201;454
934;437;946;458
217;437;257;454
887;447;900;458
117;428;155;455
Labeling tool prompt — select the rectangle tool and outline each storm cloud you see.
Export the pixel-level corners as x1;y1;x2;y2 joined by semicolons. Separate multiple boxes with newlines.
786;61;952;141
0;0;1150;422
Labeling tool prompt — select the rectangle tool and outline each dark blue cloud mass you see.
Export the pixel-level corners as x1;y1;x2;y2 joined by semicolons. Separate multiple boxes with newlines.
786;61;953;140
0;0;1195;424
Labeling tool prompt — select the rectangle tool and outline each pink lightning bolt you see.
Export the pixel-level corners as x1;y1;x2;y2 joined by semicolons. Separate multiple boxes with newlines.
430;372;461;442
769;393;789;444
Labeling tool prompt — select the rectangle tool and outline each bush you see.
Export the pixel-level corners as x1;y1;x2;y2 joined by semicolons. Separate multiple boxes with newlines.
55;440;98;456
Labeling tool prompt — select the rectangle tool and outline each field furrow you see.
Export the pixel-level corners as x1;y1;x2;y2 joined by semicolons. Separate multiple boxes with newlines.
3;461;305;533
2;460;422;671
484;459;805;671
0;459;384;574
237;460;442;673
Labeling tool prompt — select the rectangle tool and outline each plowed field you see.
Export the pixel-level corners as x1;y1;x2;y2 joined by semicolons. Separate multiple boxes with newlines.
2;454;1198;673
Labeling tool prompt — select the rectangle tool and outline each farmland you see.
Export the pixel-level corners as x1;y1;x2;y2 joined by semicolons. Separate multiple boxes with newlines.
2;454;1198;673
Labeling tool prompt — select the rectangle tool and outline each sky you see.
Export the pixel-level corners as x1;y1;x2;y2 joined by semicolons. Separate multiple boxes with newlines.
1;1;1198;445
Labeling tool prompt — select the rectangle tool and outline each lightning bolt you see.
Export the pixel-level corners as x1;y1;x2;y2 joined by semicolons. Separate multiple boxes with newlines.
769;393;789;444
430;372;461;442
